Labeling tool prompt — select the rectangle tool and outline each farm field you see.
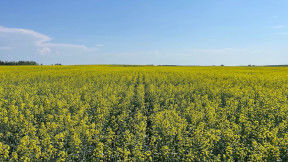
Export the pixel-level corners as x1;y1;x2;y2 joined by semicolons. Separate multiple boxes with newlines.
1;65;288;161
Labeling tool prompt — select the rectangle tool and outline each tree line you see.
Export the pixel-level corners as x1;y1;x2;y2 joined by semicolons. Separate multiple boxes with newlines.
0;60;38;65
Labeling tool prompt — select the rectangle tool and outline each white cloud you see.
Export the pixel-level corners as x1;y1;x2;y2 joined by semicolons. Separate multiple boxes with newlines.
270;16;279;19
38;47;51;55
44;43;88;50
0;25;102;64
272;25;285;29
0;46;12;50
189;48;251;55
274;32;288;36
95;44;104;47
0;26;94;52
0;26;51;44
0;26;285;66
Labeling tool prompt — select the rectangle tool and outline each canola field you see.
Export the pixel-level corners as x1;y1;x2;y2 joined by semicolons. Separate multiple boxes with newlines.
1;65;288;161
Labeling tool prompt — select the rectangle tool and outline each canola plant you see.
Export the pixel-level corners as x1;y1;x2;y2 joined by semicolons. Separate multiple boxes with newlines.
1;65;288;161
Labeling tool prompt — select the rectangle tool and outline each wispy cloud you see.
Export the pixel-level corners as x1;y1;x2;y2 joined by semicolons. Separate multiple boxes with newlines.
0;26;99;55
272;25;285;29
0;46;12;50
0;25;284;65
270;16;279;19
190;48;250;55
274;32;288;36
37;47;51;55
0;26;51;43
0;25;102;64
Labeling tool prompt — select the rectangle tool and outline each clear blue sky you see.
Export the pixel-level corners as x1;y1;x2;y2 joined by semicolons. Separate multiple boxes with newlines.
0;0;288;65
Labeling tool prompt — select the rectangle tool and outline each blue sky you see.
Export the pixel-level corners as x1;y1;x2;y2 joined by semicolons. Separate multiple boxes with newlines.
0;0;288;65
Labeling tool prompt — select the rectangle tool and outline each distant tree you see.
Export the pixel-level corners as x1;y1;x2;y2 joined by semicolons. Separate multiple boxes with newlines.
0;60;38;65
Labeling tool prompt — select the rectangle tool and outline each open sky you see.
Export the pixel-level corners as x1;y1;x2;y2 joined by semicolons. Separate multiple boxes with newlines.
0;0;288;65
